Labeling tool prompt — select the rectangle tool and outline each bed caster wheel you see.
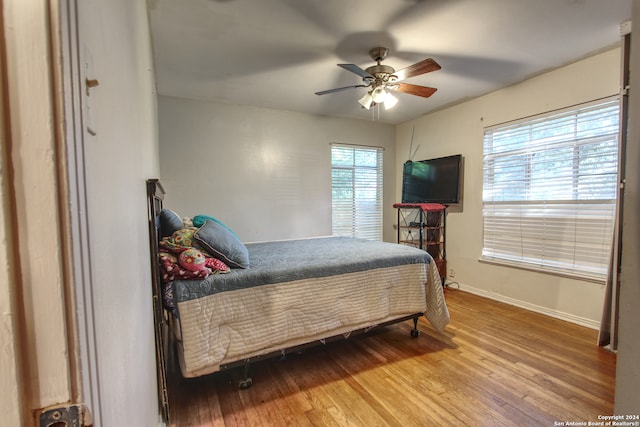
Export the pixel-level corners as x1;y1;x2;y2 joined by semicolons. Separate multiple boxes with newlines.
239;377;253;389
411;329;420;338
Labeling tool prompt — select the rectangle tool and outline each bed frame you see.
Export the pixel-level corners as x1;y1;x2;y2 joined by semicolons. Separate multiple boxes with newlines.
146;179;170;421
146;179;424;421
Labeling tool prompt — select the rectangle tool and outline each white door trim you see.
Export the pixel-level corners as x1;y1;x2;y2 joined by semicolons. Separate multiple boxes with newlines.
55;0;103;422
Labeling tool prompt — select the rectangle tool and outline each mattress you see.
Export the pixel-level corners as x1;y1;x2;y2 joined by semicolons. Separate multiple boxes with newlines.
170;237;450;378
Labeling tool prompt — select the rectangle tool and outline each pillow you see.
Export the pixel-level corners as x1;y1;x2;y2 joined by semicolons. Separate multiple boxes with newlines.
159;208;184;238
158;251;210;282
179;248;207;272
194;220;249;269
192;214;239;238
158;250;230;284
159;227;199;253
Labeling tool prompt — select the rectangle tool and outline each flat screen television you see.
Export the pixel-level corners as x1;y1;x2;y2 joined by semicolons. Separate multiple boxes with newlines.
401;154;462;204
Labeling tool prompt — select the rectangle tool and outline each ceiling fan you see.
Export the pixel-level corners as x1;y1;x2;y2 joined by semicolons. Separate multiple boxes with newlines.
315;47;441;110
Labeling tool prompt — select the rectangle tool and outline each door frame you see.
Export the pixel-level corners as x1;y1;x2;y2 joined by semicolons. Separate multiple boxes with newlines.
53;0;103;422
0;0;100;423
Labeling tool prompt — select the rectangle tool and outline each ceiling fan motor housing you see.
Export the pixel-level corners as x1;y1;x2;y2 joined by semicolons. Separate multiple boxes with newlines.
369;47;389;62
366;47;398;84
365;64;395;75
365;64;397;83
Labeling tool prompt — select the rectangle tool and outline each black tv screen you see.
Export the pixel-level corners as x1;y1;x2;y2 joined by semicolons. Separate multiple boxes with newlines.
401;154;462;204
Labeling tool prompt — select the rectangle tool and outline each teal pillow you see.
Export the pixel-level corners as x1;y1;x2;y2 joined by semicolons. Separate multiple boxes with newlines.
192;214;239;238
194;220;249;269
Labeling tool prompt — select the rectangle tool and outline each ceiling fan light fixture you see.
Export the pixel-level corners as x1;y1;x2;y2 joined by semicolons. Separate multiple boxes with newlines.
358;92;373;109
315;47;441;115
384;92;398;110
371;86;387;103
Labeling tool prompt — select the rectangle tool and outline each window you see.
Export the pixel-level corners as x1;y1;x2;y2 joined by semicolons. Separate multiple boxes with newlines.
331;144;383;241
482;98;620;281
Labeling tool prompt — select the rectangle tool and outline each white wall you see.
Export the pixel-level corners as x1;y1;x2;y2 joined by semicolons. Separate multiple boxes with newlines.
77;0;161;425
158;96;397;243
396;48;622;326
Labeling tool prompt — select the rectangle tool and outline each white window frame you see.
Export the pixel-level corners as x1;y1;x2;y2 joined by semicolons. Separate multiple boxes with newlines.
331;143;383;241
481;97;620;282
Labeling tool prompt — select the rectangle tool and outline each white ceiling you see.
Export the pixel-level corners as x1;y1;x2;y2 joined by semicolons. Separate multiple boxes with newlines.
147;0;632;125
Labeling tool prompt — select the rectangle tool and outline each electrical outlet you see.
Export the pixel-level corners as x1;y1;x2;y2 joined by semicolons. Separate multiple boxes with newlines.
449;268;455;278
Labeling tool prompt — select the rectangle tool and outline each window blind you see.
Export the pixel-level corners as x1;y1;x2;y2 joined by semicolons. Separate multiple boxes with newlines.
331;144;383;241
482;98;619;281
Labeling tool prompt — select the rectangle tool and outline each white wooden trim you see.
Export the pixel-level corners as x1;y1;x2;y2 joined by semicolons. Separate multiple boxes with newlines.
56;0;102;422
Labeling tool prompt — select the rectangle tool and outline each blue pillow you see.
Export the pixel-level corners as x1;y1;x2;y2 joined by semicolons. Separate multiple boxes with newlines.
192;214;239;238
194;220;249;269
159;208;183;238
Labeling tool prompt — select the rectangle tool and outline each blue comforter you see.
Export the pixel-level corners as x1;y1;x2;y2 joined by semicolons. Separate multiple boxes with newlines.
173;236;432;303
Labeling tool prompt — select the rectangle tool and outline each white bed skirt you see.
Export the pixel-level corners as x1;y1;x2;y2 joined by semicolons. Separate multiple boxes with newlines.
175;259;449;378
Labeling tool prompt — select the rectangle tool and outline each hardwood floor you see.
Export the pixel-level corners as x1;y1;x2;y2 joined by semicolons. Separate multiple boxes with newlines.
167;289;616;426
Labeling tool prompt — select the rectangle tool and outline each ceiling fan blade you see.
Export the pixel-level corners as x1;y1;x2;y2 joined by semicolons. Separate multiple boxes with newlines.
394;58;441;81
391;83;438;98
315;84;368;95
338;63;374;79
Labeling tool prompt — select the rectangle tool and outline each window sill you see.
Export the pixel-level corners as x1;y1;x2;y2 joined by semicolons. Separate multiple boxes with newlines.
477;257;606;285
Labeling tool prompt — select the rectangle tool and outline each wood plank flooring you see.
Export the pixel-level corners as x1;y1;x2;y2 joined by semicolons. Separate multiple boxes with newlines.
167;289;616;426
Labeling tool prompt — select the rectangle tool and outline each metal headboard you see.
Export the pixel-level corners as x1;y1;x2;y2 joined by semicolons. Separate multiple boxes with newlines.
146;179;170;422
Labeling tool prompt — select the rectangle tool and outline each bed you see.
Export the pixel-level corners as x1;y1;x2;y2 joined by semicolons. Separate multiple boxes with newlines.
146;179;449;408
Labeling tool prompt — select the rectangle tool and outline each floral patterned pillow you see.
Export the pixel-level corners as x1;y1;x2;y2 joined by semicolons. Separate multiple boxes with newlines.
158;251;230;283
159;227;201;253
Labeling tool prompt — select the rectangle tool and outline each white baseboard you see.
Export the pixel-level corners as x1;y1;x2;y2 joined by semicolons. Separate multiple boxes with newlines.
451;282;601;330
